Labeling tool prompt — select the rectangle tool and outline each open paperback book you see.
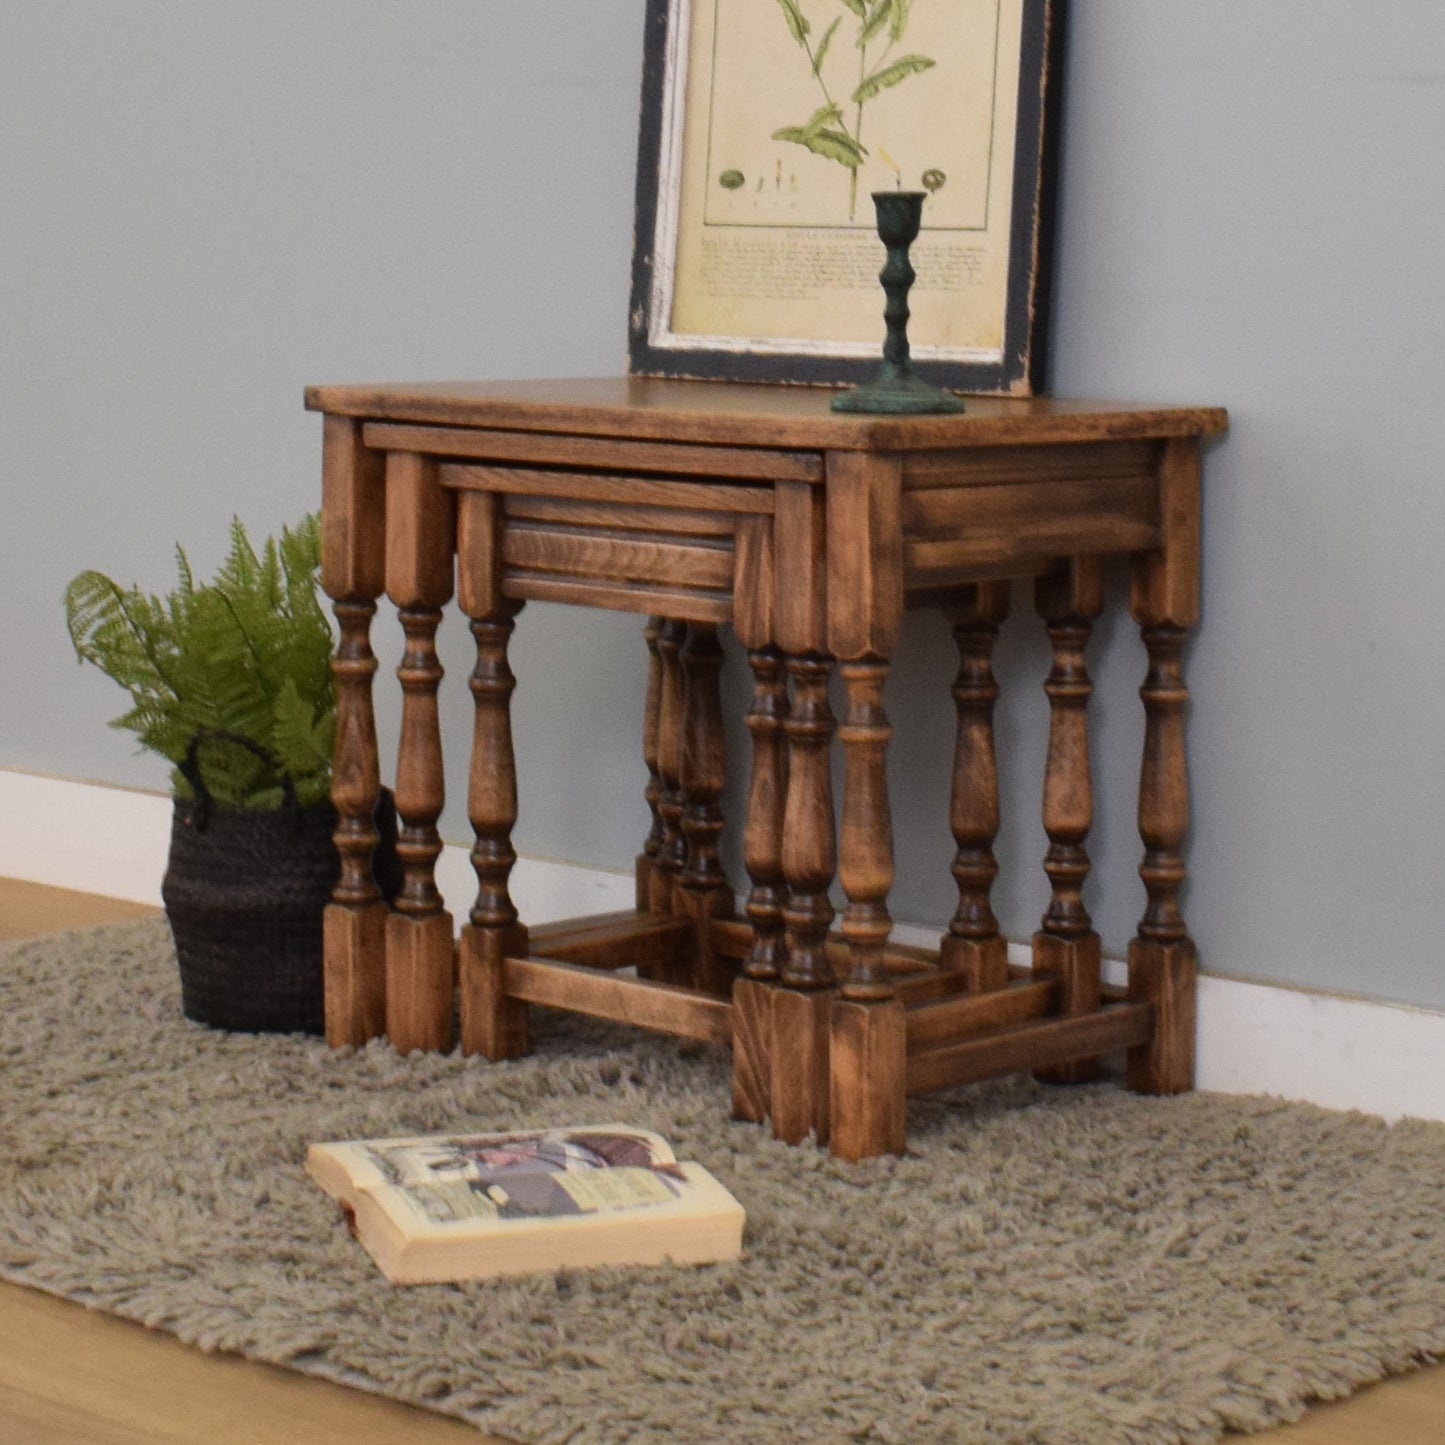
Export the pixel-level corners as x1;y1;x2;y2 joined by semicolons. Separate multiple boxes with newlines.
306;1123;745;1284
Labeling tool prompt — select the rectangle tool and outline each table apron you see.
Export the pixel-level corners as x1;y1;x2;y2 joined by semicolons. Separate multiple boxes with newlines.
902;473;1160;591
364;420;824;482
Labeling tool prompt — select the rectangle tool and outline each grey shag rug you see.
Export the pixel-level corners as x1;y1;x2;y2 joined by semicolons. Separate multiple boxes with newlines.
3;919;1445;1444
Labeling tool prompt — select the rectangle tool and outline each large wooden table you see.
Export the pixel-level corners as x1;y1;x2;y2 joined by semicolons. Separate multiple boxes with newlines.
306;377;1226;1161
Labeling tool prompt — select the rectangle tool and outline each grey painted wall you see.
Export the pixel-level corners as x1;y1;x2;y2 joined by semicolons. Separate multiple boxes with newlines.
3;3;1442;1008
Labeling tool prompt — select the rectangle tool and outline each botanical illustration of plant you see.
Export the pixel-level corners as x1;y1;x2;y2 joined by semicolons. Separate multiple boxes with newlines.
771;0;937;219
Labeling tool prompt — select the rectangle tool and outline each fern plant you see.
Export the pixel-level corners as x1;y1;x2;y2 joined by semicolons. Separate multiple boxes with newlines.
64;514;336;810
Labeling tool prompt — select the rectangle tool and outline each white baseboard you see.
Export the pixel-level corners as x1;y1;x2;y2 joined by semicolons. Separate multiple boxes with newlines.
0;768;636;927
0;770;174;905
4;767;1443;1124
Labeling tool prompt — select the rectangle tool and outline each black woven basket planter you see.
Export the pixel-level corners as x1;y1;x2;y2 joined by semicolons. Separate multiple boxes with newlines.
161;732;401;1034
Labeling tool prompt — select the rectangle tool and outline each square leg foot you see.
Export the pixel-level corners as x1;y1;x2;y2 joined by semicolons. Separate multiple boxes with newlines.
938;933;1009;993
634;854;654;912
1032;930;1103;1085
647;865;679;916
731;977;773;1124
674;886;738;996
829;998;906;1161
323;901;388;1047
1127;937;1197;1093
770;987;836;1146
385;910;456;1053
459;921;531;1060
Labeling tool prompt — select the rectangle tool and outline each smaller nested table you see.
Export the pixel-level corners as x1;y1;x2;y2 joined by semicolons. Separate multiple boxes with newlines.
307;377;1226;1162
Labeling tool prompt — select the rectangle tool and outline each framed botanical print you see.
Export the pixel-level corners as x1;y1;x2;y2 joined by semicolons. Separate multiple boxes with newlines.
628;0;1065;396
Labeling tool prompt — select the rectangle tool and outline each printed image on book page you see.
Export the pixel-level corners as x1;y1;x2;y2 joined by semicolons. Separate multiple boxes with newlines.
653;0;1025;363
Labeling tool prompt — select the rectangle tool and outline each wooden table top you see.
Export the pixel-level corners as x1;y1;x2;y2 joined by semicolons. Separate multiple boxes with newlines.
305;377;1227;453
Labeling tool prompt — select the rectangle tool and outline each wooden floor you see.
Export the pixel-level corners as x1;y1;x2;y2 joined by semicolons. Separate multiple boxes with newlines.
1;878;1441;1444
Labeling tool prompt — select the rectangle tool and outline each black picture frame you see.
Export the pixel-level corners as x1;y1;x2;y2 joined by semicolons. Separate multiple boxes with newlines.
628;0;1066;397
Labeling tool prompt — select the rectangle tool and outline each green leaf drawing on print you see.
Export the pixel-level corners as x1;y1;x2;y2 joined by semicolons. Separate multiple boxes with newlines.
772;100;865;168
773;126;866;169
858;0;893;46
853;54;935;104
768;0;937;217
813;17;841;75
775;0;810;46
800;102;845;137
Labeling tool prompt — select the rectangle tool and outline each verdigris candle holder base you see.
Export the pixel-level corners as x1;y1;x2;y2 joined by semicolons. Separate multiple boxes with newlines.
831;372;965;414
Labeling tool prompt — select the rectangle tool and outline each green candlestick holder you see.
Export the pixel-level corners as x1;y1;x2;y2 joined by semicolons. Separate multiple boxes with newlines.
832;190;964;415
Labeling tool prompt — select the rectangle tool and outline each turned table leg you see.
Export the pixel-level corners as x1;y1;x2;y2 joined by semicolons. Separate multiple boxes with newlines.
730;515;785;1127
326;599;386;1044
741;643;789;984
383;453;456;1054
831;653;907;1161
455;491;529;1060
826;453;906;1161
1128;438;1201;1092
650;619;689;915
779;651;837;995
770;649;839;1144
1032;559;1104;1084
676;622;734;994
940;581;1012;993
757;479;838;1144
731;641;789;1126
320;417;388;1047
635;616;666;910
837;657;894;1004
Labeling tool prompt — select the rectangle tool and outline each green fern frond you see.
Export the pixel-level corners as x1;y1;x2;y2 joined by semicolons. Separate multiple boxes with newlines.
271;676;335;805
215;515;261;596
175;545;195;597
64;512;335;810
279;514;322;592
64;571;176;699
257;534;283;614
